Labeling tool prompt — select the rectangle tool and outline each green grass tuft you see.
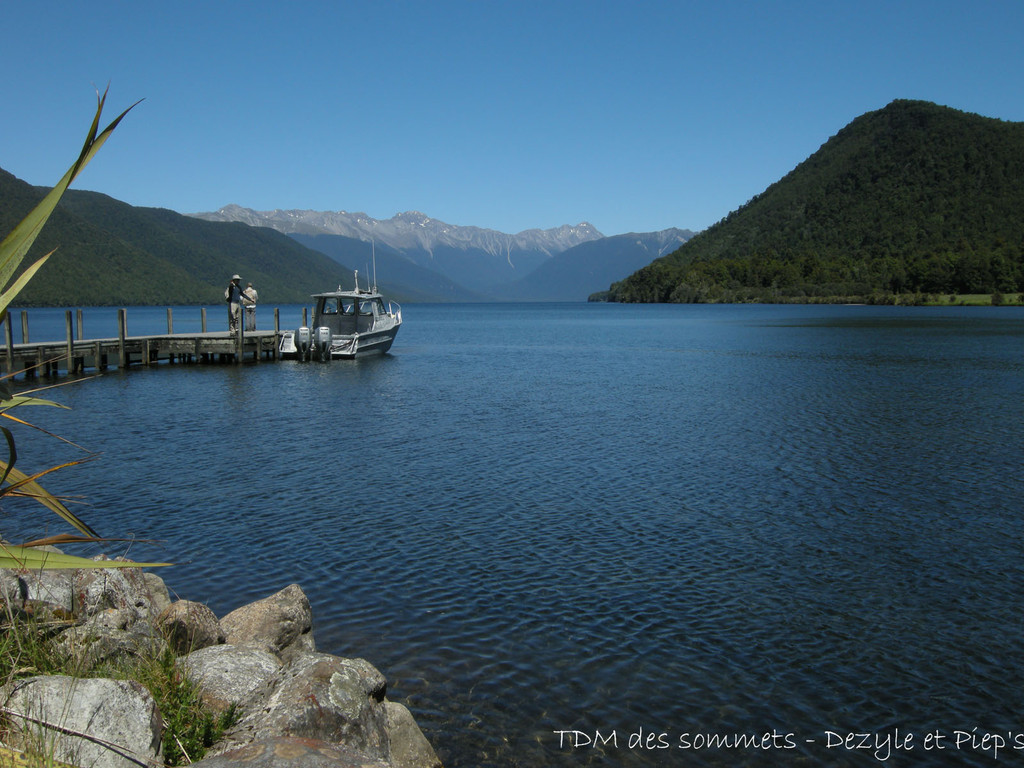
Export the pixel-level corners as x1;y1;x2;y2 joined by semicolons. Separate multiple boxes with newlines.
1;600;237;767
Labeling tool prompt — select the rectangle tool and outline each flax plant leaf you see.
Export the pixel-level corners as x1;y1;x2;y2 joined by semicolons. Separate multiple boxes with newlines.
0;87;136;545
0;395;68;411
17;533;148;548
0;543;169;570
0;426;15;486
0;86;141;315
0;459;99;538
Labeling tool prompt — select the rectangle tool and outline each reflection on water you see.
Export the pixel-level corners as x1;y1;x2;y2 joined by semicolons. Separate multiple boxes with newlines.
4;303;1024;767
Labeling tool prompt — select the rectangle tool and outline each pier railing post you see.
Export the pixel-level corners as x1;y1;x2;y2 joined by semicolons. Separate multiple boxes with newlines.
274;308;280;360
64;310;74;374
167;308;173;334
118;308;128;369
201;307;207;333
76;309;84;340
20;310;28;344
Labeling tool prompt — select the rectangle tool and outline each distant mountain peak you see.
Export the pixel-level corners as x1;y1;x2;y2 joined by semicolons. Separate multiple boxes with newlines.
189;206;605;259
394;210;432;223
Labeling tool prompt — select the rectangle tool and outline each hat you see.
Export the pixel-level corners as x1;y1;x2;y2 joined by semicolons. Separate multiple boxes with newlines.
231;274;241;280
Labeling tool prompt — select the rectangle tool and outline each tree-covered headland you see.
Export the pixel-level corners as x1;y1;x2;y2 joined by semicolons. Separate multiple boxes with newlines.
600;100;1024;304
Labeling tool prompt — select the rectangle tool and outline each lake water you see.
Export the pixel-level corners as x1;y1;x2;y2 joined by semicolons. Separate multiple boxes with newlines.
4;302;1024;767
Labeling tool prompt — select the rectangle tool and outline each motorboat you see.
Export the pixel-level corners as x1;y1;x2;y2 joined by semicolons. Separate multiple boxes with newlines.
280;271;402;360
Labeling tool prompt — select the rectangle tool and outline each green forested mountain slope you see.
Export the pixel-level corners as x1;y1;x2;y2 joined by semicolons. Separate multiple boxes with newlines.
604;100;1024;302
0;169;352;306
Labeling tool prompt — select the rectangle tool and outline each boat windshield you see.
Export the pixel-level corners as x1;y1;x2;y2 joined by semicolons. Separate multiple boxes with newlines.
319;297;356;315
360;298;386;315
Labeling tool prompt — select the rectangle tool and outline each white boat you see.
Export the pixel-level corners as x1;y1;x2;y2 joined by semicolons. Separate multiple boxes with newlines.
280;271;402;360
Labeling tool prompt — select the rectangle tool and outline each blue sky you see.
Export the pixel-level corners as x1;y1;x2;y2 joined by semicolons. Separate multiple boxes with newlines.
2;0;1022;236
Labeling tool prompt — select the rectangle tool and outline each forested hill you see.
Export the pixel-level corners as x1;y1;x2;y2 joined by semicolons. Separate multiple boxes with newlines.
602;100;1024;303
0;169;347;306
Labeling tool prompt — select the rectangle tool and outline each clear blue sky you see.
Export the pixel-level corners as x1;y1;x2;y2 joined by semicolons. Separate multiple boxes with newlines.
2;0;1022;236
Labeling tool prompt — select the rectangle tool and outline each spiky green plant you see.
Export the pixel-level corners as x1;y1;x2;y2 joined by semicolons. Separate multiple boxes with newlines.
0;87;167;570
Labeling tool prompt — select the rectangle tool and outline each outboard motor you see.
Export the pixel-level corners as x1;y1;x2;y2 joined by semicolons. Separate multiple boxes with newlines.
294;327;311;362
314;326;333;362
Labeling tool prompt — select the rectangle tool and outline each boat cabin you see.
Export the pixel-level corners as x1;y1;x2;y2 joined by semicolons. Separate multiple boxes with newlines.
312;293;389;335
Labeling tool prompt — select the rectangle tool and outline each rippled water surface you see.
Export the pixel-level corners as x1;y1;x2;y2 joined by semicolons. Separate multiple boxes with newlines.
6;303;1024;767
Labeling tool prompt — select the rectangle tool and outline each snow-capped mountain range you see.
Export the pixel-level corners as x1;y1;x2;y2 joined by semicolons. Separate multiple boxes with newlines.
189;205;692;301
192;205;602;259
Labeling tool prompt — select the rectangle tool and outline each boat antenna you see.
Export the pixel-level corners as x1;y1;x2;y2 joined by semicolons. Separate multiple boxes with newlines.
354;269;359;293
372;239;378;293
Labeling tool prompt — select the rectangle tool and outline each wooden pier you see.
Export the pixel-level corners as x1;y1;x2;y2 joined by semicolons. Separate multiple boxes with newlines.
3;307;294;379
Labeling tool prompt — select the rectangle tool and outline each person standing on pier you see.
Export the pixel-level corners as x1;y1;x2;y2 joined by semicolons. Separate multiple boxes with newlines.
225;274;244;333
243;282;258;331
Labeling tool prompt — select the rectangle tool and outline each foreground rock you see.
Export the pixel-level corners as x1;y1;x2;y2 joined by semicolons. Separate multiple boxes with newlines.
156;598;225;654
219;584;315;660
0;565;441;768
3;676;163;768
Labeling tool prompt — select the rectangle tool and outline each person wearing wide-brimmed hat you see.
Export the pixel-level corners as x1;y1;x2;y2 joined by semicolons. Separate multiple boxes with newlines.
242;281;258;331
225;274;244;333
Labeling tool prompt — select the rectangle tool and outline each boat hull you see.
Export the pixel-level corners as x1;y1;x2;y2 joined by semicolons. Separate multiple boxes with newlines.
329;327;399;358
279;325;400;359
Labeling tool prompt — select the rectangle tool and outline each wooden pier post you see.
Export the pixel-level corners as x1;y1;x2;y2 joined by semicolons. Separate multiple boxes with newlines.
201;307;207;333
274;308;280;361
76;309;84;340
64;311;75;374
166;308;174;363
118;308;128;369
20;311;28;343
